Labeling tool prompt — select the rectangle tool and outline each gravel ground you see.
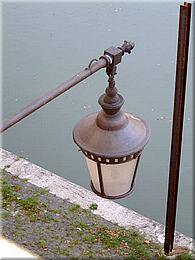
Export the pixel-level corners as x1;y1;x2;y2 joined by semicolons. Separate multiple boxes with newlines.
1;170;188;259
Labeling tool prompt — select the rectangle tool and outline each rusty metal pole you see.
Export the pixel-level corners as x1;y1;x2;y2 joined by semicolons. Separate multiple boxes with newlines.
0;41;134;133
0;58;108;133
164;2;191;255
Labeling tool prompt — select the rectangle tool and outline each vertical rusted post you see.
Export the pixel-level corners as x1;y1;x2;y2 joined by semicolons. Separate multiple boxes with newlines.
164;2;191;255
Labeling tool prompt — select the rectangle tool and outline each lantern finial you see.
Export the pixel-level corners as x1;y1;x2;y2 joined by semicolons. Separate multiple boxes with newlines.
98;64;124;116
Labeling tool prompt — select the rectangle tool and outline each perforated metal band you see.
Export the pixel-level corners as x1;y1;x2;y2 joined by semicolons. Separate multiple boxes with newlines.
82;150;142;164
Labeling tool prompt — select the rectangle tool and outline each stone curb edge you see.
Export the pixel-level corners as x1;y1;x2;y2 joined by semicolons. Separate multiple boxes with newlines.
0;148;194;252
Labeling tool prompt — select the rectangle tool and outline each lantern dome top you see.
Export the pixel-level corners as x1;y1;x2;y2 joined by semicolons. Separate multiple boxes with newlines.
73;109;150;159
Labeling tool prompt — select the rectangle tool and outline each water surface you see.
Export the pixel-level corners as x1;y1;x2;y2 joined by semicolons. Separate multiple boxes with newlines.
2;2;193;237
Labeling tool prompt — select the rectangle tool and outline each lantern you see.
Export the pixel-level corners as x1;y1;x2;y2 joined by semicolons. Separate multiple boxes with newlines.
73;45;150;199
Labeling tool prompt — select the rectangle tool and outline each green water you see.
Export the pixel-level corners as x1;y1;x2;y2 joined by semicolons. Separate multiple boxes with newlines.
2;2;193;238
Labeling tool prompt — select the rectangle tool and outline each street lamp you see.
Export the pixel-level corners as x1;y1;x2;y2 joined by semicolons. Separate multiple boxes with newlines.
1;3;191;250
0;1;191;252
73;44;150;199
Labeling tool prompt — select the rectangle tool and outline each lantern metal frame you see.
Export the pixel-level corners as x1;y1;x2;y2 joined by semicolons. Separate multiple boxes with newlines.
84;149;141;199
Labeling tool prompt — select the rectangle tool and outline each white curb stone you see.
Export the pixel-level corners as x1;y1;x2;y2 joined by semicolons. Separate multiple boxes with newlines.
0;148;194;252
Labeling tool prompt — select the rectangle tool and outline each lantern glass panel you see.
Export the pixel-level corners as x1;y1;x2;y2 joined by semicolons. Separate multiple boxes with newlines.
85;157;138;197
86;158;100;191
101;158;138;196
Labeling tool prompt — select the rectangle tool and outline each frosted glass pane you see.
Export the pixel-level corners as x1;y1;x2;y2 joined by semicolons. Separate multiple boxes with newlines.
101;158;138;197
85;158;100;192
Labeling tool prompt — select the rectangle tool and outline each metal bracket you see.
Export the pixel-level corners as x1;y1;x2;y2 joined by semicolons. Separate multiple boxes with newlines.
104;40;135;68
104;47;123;67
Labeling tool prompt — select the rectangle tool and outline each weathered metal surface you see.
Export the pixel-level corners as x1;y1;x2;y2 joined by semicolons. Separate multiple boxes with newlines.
90;180;135;199
73;112;150;159
81;149;142;164
164;2;191;255
0;58;108;133
0;41;134;133
97;162;105;196
130;155;141;191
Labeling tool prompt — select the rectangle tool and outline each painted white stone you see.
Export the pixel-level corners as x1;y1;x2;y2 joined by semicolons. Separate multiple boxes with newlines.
7;159;58;189
0;148;19;169
0;148;194;252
